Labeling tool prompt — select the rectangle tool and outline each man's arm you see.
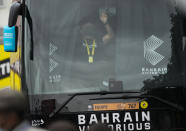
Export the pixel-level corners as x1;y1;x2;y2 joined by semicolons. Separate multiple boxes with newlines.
100;12;114;44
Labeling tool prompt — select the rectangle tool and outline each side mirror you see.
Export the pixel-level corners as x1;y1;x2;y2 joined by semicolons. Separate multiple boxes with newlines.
3;1;22;52
8;1;22;27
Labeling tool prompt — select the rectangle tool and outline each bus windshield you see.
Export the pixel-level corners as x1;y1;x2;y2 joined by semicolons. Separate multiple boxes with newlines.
25;0;178;95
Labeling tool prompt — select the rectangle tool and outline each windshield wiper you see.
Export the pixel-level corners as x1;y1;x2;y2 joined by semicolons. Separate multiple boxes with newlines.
49;91;141;118
89;95;184;111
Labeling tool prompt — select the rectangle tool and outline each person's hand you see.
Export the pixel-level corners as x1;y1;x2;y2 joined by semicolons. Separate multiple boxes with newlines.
102;34;110;44
100;12;108;24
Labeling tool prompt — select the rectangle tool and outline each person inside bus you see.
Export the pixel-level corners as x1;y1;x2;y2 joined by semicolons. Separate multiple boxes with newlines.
71;10;116;90
78;11;115;64
79;11;114;45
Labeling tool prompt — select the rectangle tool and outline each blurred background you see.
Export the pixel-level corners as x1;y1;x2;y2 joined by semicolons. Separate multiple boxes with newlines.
0;0;11;90
176;0;186;15
0;0;11;43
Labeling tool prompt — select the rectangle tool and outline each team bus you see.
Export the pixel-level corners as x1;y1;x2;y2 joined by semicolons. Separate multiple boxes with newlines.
3;0;186;130
0;28;11;89
0;27;21;91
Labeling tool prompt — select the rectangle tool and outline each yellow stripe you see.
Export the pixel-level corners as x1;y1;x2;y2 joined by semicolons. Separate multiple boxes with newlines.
0;45;11;89
0;45;10;60
0;77;11;89
10;70;21;92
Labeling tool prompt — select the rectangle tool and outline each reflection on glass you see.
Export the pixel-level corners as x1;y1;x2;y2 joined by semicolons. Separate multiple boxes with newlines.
25;0;178;95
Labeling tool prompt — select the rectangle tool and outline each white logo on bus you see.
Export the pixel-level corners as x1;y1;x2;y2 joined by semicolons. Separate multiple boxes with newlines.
144;35;164;66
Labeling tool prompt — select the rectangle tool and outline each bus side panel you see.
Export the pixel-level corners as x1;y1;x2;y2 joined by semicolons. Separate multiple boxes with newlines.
10;47;21;91
10;16;22;92
0;44;11;89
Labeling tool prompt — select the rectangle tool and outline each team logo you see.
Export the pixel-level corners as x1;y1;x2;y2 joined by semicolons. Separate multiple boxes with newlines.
49;43;59;73
140;101;148;109
48;42;62;83
144;35;164;66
